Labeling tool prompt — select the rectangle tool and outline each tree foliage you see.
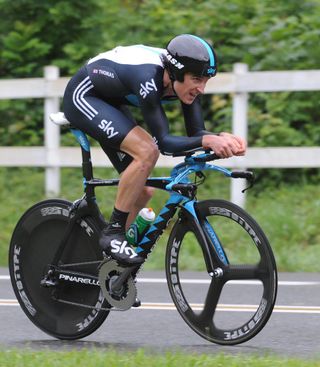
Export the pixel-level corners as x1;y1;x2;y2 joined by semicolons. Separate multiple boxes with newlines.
0;0;103;145
1;0;319;183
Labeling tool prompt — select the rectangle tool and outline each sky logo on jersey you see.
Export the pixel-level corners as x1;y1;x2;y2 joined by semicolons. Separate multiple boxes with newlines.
98;119;119;139
140;78;158;99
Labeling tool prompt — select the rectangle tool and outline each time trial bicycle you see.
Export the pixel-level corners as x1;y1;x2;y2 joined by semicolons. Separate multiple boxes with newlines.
9;112;277;345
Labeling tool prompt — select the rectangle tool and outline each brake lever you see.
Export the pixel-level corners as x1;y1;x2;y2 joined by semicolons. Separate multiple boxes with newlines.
230;171;255;193
242;178;254;193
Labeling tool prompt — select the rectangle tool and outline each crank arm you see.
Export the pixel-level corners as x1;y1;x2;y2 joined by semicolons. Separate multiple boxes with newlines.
110;265;138;293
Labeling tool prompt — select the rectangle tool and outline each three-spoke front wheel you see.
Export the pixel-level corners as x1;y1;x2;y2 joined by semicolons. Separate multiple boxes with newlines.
165;199;277;345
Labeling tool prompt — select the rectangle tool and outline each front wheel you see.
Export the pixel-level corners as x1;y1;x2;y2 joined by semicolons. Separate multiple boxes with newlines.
165;199;277;345
9;199;110;340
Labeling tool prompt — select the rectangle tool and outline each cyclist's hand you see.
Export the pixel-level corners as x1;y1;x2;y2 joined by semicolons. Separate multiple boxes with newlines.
219;132;246;156
202;133;247;158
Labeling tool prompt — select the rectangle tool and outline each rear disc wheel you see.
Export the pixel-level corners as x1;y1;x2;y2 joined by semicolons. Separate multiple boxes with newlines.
9;199;109;340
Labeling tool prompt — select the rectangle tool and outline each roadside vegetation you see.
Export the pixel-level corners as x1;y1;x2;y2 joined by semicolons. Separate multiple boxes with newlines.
1;166;319;271
0;349;319;367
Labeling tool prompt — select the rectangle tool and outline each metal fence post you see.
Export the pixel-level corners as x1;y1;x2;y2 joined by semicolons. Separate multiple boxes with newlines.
44;66;60;197
231;63;248;207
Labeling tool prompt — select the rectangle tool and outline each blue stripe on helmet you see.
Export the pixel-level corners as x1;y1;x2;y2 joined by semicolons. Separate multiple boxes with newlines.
189;34;216;68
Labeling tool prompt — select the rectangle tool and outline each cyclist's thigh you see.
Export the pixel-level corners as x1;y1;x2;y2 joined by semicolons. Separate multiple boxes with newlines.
63;68;135;172
100;145;133;174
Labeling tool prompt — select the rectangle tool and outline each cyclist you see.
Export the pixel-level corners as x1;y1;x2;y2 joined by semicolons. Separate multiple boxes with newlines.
63;34;246;266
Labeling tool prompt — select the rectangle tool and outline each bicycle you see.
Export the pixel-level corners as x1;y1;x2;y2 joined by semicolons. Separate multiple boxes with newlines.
9;112;277;345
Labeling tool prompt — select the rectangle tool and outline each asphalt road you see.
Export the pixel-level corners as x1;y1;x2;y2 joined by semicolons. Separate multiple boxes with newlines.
1;267;319;359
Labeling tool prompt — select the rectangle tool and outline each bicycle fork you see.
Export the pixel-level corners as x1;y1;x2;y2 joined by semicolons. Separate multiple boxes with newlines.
135;193;223;277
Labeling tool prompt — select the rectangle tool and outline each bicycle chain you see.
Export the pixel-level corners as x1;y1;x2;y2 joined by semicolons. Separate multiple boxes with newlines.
54;297;124;312
58;260;101;268
50;257;138;311
55;260;137;312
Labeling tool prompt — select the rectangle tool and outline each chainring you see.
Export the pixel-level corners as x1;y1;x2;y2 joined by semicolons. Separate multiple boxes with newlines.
98;259;137;311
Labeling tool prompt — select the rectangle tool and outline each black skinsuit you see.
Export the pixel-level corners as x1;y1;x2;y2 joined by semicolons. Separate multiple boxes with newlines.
63;44;211;172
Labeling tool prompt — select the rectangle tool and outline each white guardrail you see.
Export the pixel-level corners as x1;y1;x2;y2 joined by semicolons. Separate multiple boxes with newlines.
1;64;320;207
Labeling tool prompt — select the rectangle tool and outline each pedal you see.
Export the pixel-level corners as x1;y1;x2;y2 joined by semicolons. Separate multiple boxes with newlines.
40;270;58;287
40;278;58;287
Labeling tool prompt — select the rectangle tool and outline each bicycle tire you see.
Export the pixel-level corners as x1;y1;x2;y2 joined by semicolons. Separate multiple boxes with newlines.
165;199;277;345
9;199;110;340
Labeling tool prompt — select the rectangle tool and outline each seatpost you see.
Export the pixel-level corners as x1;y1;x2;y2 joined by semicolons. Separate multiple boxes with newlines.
69;127;108;230
70;128;95;198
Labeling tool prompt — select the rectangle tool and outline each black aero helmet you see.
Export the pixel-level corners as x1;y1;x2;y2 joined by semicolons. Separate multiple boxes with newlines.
164;34;217;82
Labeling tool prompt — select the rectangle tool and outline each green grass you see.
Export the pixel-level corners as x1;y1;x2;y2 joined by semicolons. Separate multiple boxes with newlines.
1;167;320;271
0;349;319;367
247;184;320;272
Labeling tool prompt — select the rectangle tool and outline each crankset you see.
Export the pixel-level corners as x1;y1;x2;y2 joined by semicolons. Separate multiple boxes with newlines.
98;259;137;311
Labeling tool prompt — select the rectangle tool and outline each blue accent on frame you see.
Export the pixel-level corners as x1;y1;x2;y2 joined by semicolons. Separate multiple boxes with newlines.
148;224;159;233
139;237;151;246
71;129;90;152
135;246;144;253
167;194;184;205
137;194;183;249
182;200;199;222
159;206;171;214
203;219;228;265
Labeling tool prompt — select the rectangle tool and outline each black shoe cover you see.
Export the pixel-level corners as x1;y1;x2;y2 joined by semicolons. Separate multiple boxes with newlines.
99;230;144;266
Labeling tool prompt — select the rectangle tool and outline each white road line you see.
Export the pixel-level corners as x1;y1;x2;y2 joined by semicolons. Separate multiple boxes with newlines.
137;278;320;286
138;303;320;314
0;299;18;306
1;299;320;313
1;275;319;286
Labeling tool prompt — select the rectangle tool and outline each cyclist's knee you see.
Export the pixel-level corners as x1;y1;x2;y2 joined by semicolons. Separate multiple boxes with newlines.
141;140;159;159
121;127;159;164
135;141;159;168
148;144;160;166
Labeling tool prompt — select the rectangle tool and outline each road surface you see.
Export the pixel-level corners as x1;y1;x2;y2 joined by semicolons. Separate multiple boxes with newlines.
1;268;319;359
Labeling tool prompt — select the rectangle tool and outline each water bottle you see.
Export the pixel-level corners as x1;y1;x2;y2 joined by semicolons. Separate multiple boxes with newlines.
126;208;156;246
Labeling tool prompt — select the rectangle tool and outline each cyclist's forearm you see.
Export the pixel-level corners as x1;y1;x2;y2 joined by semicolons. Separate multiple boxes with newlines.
191;130;219;137
157;134;203;155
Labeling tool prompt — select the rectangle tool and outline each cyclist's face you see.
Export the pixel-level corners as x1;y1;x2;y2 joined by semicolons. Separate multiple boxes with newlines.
174;73;210;104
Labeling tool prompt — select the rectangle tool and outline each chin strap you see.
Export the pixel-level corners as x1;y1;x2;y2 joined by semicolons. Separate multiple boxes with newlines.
161;53;179;96
164;68;177;96
171;79;177;96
